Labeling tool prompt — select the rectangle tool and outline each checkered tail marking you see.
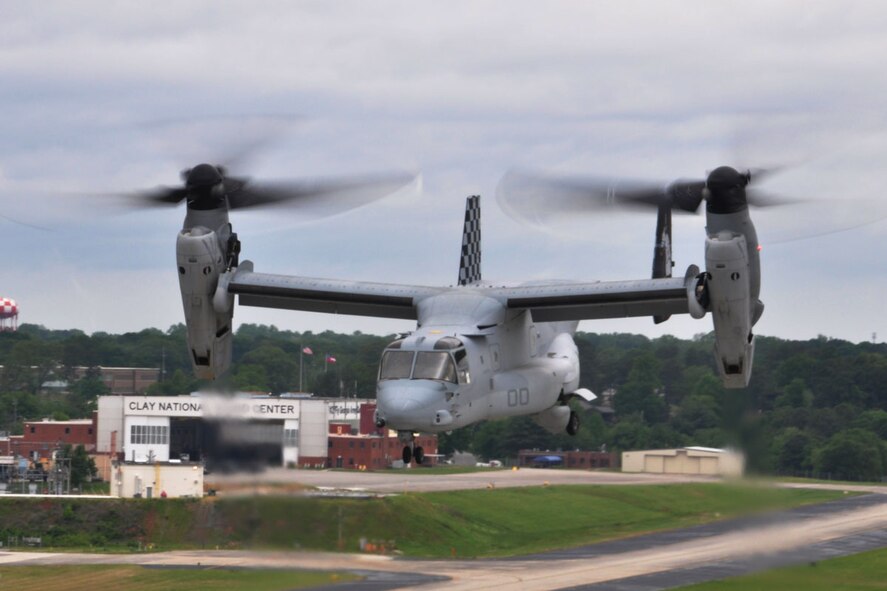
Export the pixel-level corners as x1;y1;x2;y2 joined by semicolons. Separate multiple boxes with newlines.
458;195;481;286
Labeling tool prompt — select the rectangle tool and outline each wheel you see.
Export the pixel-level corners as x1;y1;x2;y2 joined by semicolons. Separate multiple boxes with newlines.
566;411;580;436
414;446;425;464
402;445;413;464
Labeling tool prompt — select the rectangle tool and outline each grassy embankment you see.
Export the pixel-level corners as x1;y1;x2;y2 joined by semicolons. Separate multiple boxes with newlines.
0;565;357;591
677;545;887;590
0;483;849;558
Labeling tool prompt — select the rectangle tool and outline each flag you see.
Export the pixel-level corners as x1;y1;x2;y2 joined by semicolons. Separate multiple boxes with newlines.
302;346;313;355
326;355;337;364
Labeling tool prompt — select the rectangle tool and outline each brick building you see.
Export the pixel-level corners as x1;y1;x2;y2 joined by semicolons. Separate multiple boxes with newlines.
518;449;619;469
328;422;437;469
70;366;160;395
6;416;97;461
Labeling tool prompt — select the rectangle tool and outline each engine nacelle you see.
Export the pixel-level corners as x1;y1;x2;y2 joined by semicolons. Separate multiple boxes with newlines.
705;230;754;388
176;227;233;380
532;405;571;434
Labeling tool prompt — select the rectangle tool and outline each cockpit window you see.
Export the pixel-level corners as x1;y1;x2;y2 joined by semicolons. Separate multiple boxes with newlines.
454;348;470;384
413;352;457;383
379;351;414;380
434;337;463;350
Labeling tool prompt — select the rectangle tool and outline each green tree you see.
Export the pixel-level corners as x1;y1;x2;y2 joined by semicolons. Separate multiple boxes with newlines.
615;354;666;424
67;367;110;417
58;444;97;488
774;378;813;409
231;364;269;392
773;427;813;474
815;429;886;481
240;345;298;394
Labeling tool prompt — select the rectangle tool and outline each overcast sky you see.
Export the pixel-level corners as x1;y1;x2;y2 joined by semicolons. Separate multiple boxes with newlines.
1;1;887;343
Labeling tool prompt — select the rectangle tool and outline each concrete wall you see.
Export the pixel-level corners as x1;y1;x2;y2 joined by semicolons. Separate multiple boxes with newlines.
114;462;203;498
299;400;329;459
97;396;123;454
123;416;171;463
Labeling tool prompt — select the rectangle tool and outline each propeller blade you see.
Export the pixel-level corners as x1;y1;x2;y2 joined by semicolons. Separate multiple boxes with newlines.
226;171;418;217
87;186;190;210
745;188;808;208
496;169;702;227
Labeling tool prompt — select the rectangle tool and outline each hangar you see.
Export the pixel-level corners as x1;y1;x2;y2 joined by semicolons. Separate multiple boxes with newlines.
621;447;745;477
96;394;367;469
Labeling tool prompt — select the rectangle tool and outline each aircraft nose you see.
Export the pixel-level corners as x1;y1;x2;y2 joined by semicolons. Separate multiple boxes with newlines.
376;380;447;429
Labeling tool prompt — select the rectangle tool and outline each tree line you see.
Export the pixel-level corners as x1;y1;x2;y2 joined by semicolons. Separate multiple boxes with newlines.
2;324;886;481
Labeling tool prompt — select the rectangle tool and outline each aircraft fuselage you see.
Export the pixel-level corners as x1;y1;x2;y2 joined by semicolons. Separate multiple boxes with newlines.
374;290;582;434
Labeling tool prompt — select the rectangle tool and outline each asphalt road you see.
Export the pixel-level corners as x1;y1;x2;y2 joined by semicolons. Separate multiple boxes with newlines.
3;490;887;590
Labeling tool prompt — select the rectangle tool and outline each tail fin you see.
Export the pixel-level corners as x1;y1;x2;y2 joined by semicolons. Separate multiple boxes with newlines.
458;195;482;285
652;203;673;324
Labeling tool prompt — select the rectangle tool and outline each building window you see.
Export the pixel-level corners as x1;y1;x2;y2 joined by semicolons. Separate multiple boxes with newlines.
283;428;299;447
29;427;35;434
88;428;93;435
130;424;168;445
65;427;71;434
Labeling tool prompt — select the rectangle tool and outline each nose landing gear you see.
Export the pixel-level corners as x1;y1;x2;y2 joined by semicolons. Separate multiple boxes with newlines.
398;431;425;465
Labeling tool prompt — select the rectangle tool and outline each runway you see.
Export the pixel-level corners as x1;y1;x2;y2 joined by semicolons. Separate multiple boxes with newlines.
204;466;716;493
3;491;887;590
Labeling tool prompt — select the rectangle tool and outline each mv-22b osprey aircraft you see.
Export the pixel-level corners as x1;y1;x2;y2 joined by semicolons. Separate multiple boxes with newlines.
146;163;767;464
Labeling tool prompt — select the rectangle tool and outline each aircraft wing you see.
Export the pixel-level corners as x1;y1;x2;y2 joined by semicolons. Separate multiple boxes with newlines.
483;274;693;322
227;262;444;320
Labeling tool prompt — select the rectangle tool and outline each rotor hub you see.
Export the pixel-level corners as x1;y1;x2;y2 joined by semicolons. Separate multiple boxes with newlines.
706;166;749;215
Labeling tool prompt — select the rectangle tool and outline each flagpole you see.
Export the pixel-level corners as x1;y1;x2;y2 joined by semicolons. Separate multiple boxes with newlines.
299;343;303;393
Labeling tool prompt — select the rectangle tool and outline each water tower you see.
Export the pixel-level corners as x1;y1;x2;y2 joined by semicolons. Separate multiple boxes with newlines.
0;297;18;331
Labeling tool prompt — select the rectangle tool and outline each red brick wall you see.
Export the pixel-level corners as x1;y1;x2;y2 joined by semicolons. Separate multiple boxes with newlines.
359;403;384;436
13;419;97;459
328;433;437;469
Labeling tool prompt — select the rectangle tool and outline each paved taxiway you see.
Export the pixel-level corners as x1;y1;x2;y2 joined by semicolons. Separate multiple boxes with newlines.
3;490;887;590
204;466;716;493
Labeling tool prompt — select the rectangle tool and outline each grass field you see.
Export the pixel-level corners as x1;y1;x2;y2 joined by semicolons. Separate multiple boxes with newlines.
0;483;849;558
676;546;887;590
771;475;887;487
0;565;358;591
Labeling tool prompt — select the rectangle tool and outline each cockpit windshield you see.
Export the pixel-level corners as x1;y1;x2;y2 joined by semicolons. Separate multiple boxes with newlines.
413;352;458;383
379;350;414;380
378;339;469;384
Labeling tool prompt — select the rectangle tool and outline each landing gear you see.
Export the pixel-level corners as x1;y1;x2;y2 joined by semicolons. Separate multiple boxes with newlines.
398;431;424;465
566;410;580;436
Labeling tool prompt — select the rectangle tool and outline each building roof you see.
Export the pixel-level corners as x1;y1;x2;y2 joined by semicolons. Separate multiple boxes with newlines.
26;419;93;425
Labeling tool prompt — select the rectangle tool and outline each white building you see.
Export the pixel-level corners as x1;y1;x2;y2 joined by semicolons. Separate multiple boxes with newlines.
97;394;370;469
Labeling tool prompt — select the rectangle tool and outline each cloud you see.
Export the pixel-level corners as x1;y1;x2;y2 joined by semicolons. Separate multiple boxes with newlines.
1;1;886;342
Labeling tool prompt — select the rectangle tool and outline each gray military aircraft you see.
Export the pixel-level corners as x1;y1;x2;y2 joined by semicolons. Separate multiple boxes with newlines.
152;163;768;464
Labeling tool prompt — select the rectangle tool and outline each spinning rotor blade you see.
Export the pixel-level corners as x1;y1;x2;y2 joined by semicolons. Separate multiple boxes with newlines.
114;164;417;221
226;171;418;216
132;186;191;207
496;170;703;228
497;166;795;227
